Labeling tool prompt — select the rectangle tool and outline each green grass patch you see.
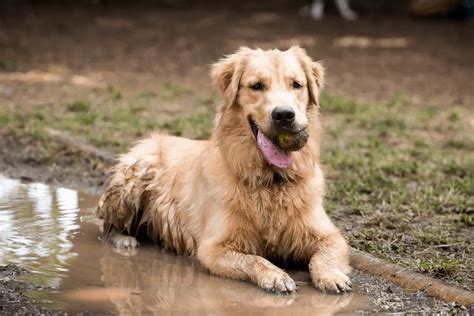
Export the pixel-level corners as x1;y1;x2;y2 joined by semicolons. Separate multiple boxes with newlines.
321;93;473;289
160;110;214;139
418;259;463;278
0;59;18;71
320;92;357;114
0;83;217;153
160;81;192;101
66;100;90;112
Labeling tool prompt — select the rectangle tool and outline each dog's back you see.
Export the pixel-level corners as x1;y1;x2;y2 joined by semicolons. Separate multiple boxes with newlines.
96;133;208;254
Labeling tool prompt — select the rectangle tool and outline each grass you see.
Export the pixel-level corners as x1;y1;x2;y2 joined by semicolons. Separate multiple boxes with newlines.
0;59;18;72
320;92;473;290
0;82;217;152
1;85;472;290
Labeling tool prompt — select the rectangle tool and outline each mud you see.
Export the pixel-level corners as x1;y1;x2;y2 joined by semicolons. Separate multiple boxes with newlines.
0;175;470;314
0;130;110;194
0;264;54;315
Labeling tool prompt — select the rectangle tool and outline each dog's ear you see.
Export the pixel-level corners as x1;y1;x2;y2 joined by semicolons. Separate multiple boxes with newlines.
211;47;251;106
290;46;325;107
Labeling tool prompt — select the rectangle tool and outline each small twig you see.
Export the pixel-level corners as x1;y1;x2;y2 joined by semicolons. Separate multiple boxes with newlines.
393;266;409;275
429;243;463;249
417;243;464;253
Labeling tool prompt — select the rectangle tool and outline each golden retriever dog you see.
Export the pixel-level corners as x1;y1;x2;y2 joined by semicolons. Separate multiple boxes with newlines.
96;46;351;294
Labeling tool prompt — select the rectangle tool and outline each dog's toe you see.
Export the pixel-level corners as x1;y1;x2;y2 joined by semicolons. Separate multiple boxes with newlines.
111;234;139;249
312;268;352;295
260;270;297;294
284;278;297;293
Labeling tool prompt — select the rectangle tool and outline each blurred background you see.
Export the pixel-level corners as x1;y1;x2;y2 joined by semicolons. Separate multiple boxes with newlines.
0;0;473;292
1;0;473;107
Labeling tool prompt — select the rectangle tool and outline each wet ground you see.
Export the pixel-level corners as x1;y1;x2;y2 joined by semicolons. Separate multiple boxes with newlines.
0;175;469;315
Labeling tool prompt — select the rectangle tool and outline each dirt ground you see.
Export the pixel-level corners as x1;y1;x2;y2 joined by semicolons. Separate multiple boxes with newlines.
1;3;472;184
0;264;59;315
0;4;473;105
0;2;473;310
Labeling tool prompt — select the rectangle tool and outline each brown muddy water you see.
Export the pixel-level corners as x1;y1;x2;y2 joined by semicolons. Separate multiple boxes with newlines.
0;175;378;315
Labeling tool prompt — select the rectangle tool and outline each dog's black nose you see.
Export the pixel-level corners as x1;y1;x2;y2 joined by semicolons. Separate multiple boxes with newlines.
272;106;295;125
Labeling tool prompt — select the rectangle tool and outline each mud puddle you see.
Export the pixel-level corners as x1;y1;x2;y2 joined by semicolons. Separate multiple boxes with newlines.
2;175;458;315
0;175;374;314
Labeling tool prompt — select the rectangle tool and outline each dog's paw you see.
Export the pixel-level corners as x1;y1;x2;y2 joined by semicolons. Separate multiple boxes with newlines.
258;270;297;294
111;234;139;249
312;268;352;294
112;245;138;257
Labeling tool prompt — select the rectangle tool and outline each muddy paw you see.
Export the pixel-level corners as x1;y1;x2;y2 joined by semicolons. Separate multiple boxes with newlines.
112;246;138;257
258;270;297;294
111;234;139;249
312;268;352;294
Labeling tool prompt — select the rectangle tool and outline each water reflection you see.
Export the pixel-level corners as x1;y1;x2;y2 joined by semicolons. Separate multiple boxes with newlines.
0;176;80;287
57;219;368;315
94;247;363;315
0;176;371;314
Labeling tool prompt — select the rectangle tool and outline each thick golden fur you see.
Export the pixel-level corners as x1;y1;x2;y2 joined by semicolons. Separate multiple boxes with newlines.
97;46;351;294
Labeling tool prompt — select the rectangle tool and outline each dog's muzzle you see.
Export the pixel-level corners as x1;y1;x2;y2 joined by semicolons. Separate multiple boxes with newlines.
249;116;308;152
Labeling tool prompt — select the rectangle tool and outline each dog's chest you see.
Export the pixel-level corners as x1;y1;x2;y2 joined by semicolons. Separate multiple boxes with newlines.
225;179;316;256
248;186;309;244
260;228;284;254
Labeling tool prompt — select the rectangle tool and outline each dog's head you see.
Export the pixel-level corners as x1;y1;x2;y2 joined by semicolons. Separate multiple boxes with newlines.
212;46;324;169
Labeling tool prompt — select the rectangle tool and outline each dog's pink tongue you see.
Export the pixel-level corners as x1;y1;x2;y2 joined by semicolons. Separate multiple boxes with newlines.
257;130;293;168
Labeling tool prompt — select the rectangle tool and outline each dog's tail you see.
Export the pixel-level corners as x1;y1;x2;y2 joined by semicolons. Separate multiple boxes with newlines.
97;159;157;239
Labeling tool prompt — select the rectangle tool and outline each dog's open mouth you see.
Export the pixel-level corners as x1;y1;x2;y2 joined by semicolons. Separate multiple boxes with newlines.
248;117;294;169
249;118;259;139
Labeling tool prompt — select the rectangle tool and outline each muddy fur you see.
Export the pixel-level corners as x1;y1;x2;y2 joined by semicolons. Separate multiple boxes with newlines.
97;46;351;294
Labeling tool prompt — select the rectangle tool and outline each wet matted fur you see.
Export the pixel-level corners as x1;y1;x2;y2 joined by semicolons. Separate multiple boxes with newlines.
96;46;351;294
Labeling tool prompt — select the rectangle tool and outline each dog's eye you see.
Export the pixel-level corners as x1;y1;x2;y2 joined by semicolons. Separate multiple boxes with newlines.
292;81;302;89
250;82;264;91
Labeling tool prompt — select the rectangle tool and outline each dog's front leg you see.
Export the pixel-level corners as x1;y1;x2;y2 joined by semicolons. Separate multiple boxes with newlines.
309;231;352;294
198;245;296;294
302;204;352;294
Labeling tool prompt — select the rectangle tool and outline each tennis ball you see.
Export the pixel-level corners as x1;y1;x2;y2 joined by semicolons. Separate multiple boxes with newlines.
276;129;308;151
